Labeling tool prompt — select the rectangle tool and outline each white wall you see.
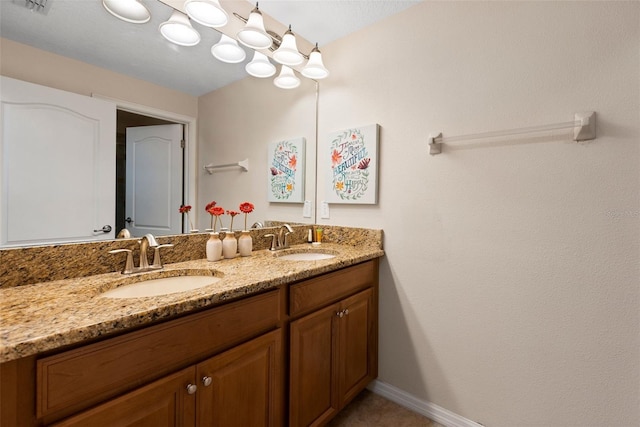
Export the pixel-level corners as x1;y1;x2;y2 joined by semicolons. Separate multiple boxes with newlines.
0;38;198;118
317;2;639;426
197;76;317;230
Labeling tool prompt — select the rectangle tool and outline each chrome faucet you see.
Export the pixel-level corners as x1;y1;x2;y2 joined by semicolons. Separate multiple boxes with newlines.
264;224;294;251
109;233;174;274
138;233;158;270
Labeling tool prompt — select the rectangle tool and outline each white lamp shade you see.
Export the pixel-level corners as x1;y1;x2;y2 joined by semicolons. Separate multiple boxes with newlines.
237;9;272;50
301;50;329;79
273;30;303;66
274;66;300;89
159;10;201;46
211;35;246;64
184;0;228;28
245;51;276;78
102;0;150;24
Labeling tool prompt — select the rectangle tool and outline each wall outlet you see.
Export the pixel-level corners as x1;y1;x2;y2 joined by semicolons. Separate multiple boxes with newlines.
302;200;312;218
320;201;330;219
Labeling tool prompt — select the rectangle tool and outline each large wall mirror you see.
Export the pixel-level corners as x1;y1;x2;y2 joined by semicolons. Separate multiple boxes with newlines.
0;0;318;247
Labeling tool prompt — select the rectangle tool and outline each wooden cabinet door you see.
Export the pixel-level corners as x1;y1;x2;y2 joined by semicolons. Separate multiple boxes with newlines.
52;367;196;427
338;288;375;407
196;329;283;427
289;303;340;427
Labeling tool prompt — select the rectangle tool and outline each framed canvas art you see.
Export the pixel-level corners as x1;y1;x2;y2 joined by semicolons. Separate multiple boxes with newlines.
267;137;305;203
325;124;379;204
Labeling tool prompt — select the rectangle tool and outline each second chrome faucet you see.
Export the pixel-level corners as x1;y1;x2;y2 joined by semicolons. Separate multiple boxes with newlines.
264;224;294;251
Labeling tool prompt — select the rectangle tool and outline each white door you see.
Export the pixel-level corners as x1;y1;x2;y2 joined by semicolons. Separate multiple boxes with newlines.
125;124;183;237
0;76;116;247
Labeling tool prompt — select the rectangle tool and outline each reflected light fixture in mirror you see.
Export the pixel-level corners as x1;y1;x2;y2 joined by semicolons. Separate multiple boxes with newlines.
102;0;150;24
274;65;300;89
273;25;304;66
159;10;201;46
184;0;228;28
236;3;272;50
211;34;247;63
246;51;276;78
301;43;329;79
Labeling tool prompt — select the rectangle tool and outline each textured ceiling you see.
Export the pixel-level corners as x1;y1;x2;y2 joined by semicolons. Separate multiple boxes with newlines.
0;0;420;96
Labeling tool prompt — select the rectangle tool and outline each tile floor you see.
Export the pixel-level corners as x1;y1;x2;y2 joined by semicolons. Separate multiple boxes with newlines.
327;389;445;427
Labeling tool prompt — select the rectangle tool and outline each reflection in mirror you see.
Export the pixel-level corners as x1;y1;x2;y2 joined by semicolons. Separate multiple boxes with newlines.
0;0;318;248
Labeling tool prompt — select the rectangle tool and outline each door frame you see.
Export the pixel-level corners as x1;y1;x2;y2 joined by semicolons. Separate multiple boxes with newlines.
92;94;198;230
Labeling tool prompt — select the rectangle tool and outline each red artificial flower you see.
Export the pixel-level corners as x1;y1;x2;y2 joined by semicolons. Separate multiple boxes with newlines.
179;205;192;214
205;201;217;211
206;202;217;230
211;206;225;216
208;206;225;231
227;210;240;231
239;202;254;230
239;202;254;214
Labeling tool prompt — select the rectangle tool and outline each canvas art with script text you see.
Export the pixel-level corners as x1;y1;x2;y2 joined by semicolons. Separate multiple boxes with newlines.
267;137;305;203
325;124;379;204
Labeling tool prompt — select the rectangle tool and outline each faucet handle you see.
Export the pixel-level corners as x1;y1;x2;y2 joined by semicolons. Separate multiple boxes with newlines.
264;234;277;251
109;249;134;274
151;244;174;269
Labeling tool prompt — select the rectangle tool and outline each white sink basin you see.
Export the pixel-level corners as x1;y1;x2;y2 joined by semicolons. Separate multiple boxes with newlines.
101;275;221;298
277;252;336;261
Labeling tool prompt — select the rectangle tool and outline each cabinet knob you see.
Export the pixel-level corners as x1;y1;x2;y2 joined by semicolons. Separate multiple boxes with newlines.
344;308;349;316
186;383;198;394
337;310;344;318
202;376;212;387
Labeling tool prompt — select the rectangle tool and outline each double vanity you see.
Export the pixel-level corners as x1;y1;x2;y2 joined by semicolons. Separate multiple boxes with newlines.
0;226;384;426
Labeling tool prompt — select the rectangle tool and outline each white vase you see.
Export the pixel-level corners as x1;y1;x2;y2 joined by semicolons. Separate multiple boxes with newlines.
238;230;253;256
222;231;237;259
206;233;222;262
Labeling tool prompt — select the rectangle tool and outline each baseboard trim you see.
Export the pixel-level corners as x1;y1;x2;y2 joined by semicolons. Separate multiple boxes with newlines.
367;380;483;427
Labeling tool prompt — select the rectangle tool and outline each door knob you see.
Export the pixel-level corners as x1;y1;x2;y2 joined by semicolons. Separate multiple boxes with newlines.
93;225;112;233
125;217;133;224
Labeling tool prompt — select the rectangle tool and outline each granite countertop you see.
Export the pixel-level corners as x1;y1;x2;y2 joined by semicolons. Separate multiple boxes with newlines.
0;243;384;363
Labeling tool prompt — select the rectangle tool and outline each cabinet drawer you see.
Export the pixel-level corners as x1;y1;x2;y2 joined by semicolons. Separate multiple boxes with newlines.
37;289;281;421
290;261;377;318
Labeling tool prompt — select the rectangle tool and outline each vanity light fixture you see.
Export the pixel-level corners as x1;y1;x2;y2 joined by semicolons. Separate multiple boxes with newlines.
211;34;247;64
301;43;329;80
159;10;201;47
184;0;228;28
274;65;300;89
236;3;272;50
273;25;304;66
104;1;330;88
246;51;276;78
102;0;150;24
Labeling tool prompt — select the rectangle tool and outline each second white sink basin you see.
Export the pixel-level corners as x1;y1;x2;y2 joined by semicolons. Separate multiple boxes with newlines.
101;275;221;298
277;252;336;261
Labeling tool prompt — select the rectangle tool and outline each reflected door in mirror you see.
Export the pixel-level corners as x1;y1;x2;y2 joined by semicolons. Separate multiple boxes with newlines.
125;124;183;237
0;76;116;247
